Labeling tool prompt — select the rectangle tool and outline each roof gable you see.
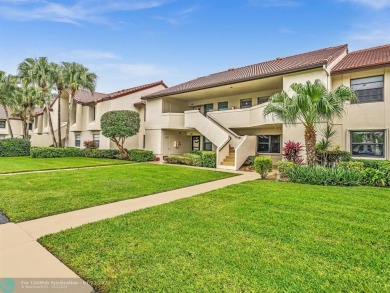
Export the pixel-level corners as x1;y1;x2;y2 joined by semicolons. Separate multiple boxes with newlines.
332;44;390;74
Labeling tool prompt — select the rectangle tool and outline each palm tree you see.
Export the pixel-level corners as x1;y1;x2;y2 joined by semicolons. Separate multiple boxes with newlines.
12;85;44;139
50;63;66;147
264;79;357;165
0;71;18;138
18;57;57;146
62;62;97;147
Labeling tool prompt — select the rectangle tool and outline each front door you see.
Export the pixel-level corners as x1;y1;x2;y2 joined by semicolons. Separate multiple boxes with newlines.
192;136;200;151
163;135;170;156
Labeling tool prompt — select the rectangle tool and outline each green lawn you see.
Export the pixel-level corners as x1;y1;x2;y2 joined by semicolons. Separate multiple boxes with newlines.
40;181;389;293
0;157;131;174
0;164;235;222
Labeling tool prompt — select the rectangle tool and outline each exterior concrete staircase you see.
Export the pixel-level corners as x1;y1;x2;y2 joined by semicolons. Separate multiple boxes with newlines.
220;146;235;166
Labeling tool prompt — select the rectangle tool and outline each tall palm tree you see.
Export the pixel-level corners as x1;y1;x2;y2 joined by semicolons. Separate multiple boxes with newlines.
264;79;357;165
12;85;44;139
50;63;66;147
18;57;57;146
0;71;18;138
62;62;97;147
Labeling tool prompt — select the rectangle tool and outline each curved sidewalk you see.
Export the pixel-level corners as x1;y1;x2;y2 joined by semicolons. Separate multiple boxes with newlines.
1;168;259;289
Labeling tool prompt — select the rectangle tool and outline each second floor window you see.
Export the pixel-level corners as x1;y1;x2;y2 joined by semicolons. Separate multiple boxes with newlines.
257;96;269;105
257;135;280;153
351;75;384;103
218;101;228;111
240;98;252;109
75;133;81;147
90;106;96;122
93;133;100;148
0;120;5;128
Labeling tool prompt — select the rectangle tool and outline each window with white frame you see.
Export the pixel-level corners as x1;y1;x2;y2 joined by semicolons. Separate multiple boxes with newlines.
351;75;384;103
0;120;5;128
93;133;100;148
351;130;385;158
75;133;81;147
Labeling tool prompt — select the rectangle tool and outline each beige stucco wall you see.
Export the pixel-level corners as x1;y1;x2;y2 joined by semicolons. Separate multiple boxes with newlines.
331;67;390;159
32;84;166;150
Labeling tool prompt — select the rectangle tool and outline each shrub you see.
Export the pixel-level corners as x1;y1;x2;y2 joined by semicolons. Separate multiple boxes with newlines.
183;153;202;167
0;138;30;157
200;151;216;168
31;147;84;158
164;151;216;168
84;149;119;159
277;161;294;178
360;168;388;187
253;157;273;179
164;155;192;165
338;161;364;172
83;140;97;149
353;159;390;170
282;141;304;164
288;165;361;186
316;150;351;166
128;149;154;162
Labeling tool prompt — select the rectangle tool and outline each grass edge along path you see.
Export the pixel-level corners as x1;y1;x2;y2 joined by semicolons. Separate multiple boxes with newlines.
39;180;390;292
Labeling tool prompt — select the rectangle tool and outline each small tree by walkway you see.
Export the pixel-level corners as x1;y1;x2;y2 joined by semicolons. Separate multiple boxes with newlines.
101;110;140;160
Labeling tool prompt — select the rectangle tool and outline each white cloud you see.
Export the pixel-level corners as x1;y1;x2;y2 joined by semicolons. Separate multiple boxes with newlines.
340;0;390;9
0;0;171;24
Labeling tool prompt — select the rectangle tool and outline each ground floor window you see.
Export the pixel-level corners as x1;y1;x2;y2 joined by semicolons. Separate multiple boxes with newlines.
0;120;5;128
203;136;212;151
257;96;269;105
351;130;385;157
257;135;280;153
93;133;100;148
75;133;81;147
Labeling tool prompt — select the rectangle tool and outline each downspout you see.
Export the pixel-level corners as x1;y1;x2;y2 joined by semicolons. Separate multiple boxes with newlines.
323;64;331;90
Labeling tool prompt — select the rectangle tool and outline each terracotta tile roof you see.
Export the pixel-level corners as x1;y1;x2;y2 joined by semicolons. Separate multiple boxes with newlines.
96;81;167;103
142;45;348;99
0;105;6;120
332;44;390;74
74;89;108;104
72;81;167;104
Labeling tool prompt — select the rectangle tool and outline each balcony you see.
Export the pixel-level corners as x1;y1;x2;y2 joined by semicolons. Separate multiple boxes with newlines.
145;113;186;130
208;103;280;129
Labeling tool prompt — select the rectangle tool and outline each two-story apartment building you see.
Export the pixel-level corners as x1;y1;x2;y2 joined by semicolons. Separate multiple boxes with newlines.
32;81;167;149
0;105;29;139
141;44;390;170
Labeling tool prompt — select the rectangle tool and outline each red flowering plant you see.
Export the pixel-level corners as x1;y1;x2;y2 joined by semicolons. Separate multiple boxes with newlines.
283;141;304;164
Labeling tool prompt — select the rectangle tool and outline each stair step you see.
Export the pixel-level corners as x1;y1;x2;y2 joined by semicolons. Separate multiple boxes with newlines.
221;161;235;166
223;159;235;163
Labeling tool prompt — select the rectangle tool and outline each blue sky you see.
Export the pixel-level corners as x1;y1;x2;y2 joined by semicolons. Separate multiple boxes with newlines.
0;0;389;93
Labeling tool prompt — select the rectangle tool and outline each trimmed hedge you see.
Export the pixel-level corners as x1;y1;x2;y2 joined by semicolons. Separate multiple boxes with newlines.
31;147;84;158
200;151;216;168
0;138;30;157
84;149;119;159
165;151;216;168
128;149;154;162
277;161;294;178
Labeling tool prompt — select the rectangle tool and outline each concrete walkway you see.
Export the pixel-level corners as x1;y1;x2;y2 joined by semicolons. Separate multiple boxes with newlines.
1;167;259;291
